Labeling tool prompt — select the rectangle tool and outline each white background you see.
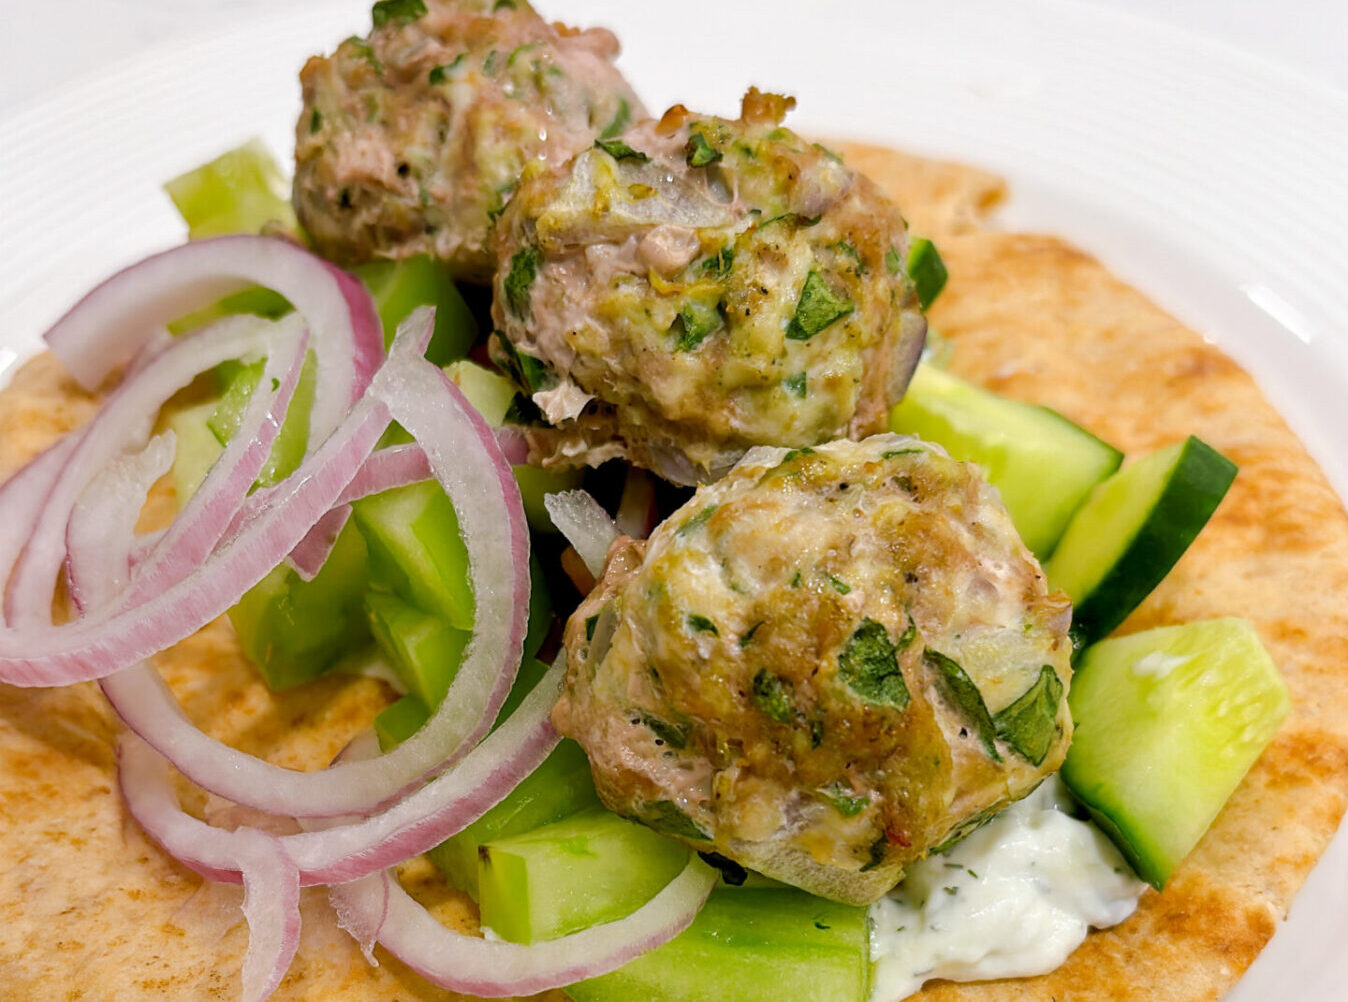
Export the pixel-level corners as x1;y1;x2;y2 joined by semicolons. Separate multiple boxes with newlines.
0;0;1346;114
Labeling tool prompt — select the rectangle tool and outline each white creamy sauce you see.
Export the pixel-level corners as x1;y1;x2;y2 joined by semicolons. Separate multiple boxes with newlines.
868;779;1146;1001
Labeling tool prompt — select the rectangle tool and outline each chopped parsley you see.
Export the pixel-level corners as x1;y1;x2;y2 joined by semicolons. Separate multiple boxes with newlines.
685;132;722;167
676;505;717;536
642;713;689;749
507;41;542;68
781;446;816;463
687;614;719;636
907;237;949;310
599;97;632;139
881;447;923;459
493;0;517;8
739;621;764;648
699;245;734;278
308;108;322;134
786;270;854;341
503;245;543;319
491;333;556;393
885;246;902;276
838;618;909;710
827;574;852;595
789;570;802;588
924;647;1002;762
342;36;383;74
644;801;709;841
752;669;794;725
810;717;825;747
428;53;465;84
820;781;870;818
992;665;1064;765
584;614;599;642
784;372;808;398
594;137;648;161
371;0;426;29
672;298;723;352
814;141;844;162
834;240;867;272
860;834;888;872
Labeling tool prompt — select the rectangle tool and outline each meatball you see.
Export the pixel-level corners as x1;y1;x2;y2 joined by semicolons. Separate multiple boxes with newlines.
490;90;928;485
551;436;1074;905
293;0;645;280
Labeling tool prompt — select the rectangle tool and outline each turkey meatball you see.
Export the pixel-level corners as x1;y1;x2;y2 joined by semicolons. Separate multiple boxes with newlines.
552;436;1074;904
490;90;928;484
293;0;645;280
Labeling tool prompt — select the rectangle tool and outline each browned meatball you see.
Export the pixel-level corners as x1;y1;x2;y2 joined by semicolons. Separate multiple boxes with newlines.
490;90;928;484
293;0;645;280
552;436;1074;904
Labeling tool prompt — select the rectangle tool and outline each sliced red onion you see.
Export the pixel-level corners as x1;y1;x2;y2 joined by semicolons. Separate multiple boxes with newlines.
544;490;618;577
284;505;351;582
0;434;77;589
494;425;531;466
237;829;302;1002
333;443;432;505
93;316;530;819
329;854;716;997
43;234;382;444
615;467;657;540
65;432;177;611
5;315;295;628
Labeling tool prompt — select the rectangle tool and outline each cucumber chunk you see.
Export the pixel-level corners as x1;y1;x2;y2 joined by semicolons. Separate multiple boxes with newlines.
374;692;430;752
567;885;871;1002
430;738;597;899
165;398;224;501
351;480;473;630
1061;618;1289;889
163;138;298;240
226;520;372;690
1046;436;1237;648
889;364;1122;557
365;592;470;707
353;256;477;365
478;806;688;944
207;349;317;487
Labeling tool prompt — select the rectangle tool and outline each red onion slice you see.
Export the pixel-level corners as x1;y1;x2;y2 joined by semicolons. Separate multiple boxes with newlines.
615;467;657;539
237;830;302;1002
544;490;618;577
43;234;382;443
329;854;717;997
284;505;352;582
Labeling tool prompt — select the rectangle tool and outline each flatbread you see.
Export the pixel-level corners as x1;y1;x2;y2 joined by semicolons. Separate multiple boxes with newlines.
1;144;1345;1001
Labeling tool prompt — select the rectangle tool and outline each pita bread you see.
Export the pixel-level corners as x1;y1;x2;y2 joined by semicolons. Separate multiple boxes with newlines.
1;144;1345;1001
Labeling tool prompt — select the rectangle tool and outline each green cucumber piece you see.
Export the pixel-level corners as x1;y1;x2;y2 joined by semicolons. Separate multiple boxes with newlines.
226;519;372;689
1046;436;1237;647
352;255;477;365
907;236;947;310
351;480;473;630
164;398;224;502
1061;618;1289;889
375;692;430;752
478;806;687;944
206;349;317;487
165;287;293;337
889;364;1123;557
445;360;518;426
163;138;298;240
567;885;871;1002
430;737;597;899
365;592;470;707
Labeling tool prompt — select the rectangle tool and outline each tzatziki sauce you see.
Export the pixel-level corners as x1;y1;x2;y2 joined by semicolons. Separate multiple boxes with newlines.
868;779;1146;1001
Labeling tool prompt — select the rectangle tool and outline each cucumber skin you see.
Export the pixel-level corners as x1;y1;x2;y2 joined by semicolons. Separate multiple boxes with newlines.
1067;437;1236;648
566;886;871;1002
1061;618;1289;889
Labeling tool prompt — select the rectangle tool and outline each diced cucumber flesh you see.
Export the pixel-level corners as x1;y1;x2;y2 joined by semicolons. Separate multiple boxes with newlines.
164;138;299;240
365;592;470;707
567;885;871;1002
889;364;1123;557
478;806;688;945
166;287;293;337
226;519;372;690
515;464;584;534
1046;436;1237;648
352;255;477;365
351;480;473;630
207;349;317;487
164;398;224;502
445;360;518;427
1062;617;1289;889
430;738;598;899
375;693;430;752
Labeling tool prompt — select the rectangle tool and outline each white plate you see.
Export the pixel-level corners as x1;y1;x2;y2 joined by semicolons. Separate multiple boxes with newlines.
0;1;1344;999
